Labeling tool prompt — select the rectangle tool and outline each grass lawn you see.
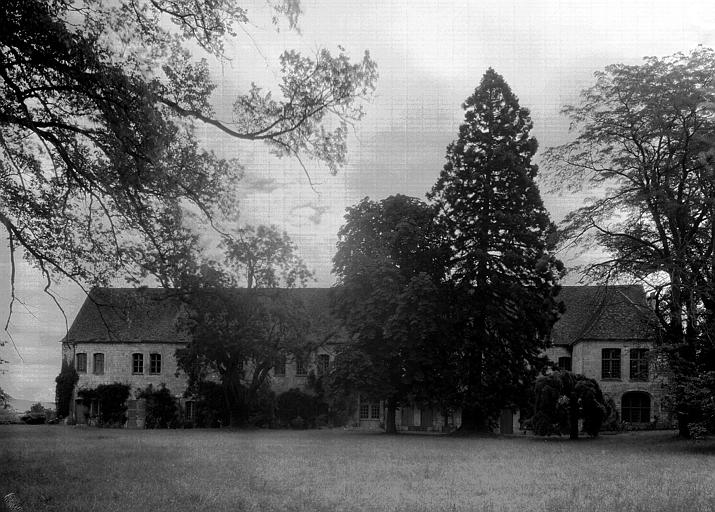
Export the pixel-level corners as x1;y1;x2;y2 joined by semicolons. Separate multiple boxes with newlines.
1;426;714;512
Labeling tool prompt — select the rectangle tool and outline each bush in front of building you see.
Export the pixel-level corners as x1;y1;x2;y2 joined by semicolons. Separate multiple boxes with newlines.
77;383;131;427
190;381;228;428
54;360;78;419
275;388;323;428
531;371;610;438
137;384;180;428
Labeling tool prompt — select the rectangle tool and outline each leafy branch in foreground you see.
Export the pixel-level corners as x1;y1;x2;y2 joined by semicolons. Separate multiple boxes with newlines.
0;0;377;314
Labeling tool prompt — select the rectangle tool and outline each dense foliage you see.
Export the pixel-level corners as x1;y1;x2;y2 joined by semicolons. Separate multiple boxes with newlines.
429;69;563;429
54;360;79;418
275;388;325;428
331;195;456;432
0;0;376;297
77;383;131;427
532;371;610;438
545;48;715;437
137;385;180;429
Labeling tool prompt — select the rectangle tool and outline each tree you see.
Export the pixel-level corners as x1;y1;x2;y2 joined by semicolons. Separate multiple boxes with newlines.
428;68;563;430
544;48;715;437
55;359;79;418
175;225;335;426
0;0;377;300
0;386;9;409
331;195;455;433
531;371;610;439
29;402;45;413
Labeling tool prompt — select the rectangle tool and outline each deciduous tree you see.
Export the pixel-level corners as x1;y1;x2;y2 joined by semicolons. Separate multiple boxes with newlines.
0;0;376;303
175;225;334;426
429;68;563;430
544;48;715;437
331;195;455;433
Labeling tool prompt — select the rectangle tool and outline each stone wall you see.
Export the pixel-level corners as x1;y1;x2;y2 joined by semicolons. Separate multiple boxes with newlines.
62;341;189;398
571;339;670;427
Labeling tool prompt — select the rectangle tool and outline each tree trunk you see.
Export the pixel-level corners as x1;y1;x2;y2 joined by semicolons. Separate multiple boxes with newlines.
385;399;397;434
569;392;579;440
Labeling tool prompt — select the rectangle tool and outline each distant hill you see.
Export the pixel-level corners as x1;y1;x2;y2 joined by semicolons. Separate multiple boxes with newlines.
7;398;55;413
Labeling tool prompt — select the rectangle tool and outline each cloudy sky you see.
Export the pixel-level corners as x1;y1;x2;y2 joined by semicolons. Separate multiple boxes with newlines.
2;0;715;403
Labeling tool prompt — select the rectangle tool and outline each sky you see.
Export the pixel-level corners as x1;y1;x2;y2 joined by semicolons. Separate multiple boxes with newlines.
2;0;715;403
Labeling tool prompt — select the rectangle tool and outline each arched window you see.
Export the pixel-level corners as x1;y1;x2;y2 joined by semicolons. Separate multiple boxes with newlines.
621;392;651;423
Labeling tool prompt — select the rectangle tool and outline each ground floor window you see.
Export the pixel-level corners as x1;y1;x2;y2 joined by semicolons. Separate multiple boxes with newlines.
621;392;651;423
359;399;380;420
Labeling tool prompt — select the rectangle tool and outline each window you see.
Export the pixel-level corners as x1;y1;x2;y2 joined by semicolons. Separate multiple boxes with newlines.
132;353;144;374
274;355;286;376
295;356;307;376
622;392;651;423
359;403;370;419
76;353;87;373
557;356;572;372
370;403;380;419
149;353;161;374
630;349;649;381
92;353;104;375
359;397;380;420
602;348;621;379
185;401;195;422
317;354;330;376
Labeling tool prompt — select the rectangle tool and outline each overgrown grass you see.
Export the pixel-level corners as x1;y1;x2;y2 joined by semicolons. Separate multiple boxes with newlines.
1;426;714;511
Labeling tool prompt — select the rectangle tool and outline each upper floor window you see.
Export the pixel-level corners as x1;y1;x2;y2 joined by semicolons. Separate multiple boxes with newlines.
317;354;330;376
149;353;161;374
92;353;104;375
295;355;307;376
630;348;649;381
274;354;286;376
557;356;572;372
602;348;621;379
76;353;87;373
132;353;144;374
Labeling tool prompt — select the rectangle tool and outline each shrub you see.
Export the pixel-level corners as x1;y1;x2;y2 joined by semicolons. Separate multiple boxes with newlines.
190;381;228;428
137;384;180;428
77;383;130;427
276;388;321;428
55;360;78;418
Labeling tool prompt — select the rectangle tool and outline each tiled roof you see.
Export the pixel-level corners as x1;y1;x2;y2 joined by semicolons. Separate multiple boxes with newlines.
551;285;655;345
64;285;654;346
62;287;340;344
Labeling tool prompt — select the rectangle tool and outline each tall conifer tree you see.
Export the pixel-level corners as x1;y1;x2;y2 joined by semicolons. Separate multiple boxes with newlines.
429;68;563;429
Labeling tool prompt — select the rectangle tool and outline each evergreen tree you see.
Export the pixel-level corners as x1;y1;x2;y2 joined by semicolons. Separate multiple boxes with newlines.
429;69;563;430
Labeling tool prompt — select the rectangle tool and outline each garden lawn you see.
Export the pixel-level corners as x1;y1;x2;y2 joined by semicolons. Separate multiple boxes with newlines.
1;426;714;512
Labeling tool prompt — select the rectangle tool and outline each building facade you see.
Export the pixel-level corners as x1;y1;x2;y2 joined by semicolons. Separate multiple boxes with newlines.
61;285;665;431
544;285;668;428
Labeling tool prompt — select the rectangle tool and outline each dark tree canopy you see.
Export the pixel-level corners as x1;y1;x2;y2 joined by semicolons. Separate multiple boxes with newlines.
545;48;715;437
429;68;563;429
0;0;377;301
532;371;610;438
175;226;332;427
331;194;456;433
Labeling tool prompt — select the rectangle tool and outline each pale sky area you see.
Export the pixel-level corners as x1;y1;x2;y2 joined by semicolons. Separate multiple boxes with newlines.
2;0;715;402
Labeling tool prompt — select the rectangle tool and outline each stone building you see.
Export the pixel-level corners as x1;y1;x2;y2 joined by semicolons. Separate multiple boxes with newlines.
60;284;665;430
544;285;667;428
60;287;347;426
